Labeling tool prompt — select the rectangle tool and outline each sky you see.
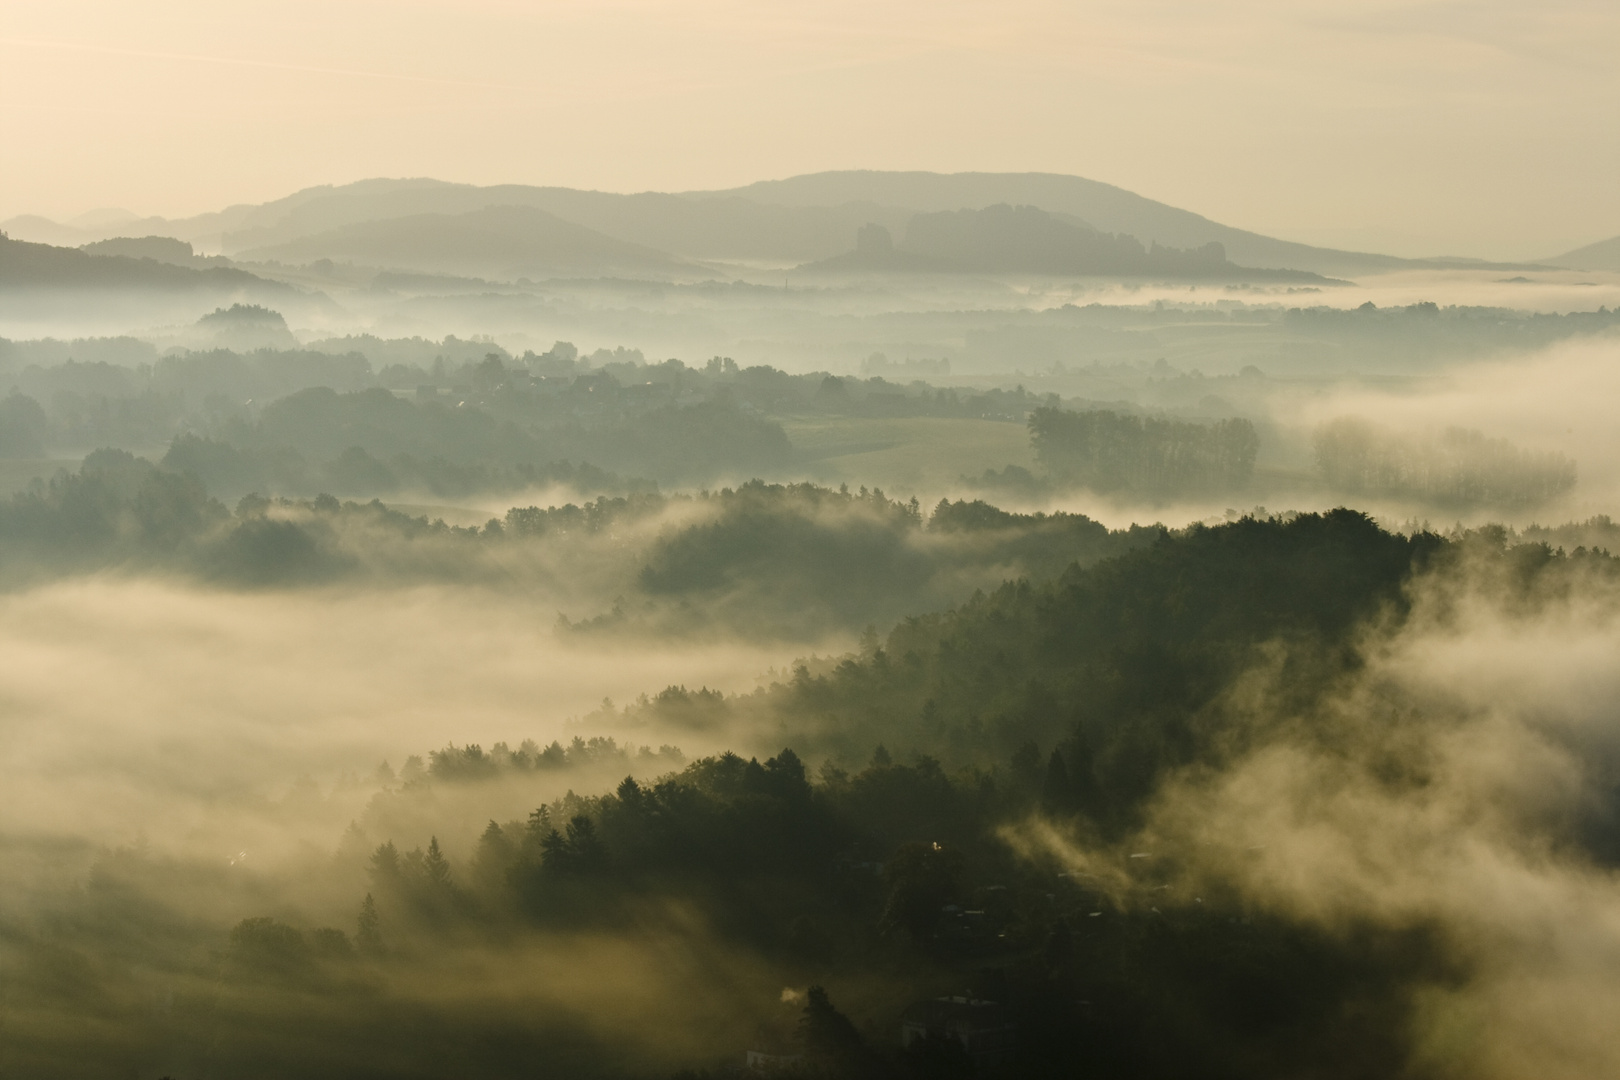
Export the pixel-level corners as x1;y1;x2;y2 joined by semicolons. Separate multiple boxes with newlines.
1;0;1616;260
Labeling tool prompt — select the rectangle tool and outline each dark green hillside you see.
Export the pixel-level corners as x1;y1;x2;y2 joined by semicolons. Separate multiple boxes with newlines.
692;510;1447;811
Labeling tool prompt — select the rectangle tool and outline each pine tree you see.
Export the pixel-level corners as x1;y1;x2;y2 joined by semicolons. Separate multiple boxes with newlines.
471;820;513;894
424;836;452;887
356;893;383;955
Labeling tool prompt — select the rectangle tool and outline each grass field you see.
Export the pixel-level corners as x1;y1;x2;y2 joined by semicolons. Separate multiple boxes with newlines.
776;415;1035;495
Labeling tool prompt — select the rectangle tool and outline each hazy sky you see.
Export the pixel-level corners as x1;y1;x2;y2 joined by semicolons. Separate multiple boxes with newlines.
2;0;1616;259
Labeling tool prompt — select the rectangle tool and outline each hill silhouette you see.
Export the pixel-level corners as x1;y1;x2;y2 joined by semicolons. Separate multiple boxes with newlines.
4;179;903;265
702;171;1433;277
801;205;1329;281
1545;234;1620;272
4;171;1527;279
79;236;199;265
210;181;905;263
238;205;697;279
0;233;278;292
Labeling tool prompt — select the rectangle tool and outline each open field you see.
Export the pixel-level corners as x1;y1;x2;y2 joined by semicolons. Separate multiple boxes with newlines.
778;415;1035;494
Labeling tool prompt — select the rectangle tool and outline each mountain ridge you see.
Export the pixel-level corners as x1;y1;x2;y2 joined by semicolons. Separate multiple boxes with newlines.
1545;234;1620;273
798;205;1332;282
237;205;697;279
0;233;284;293
2;171;1541;279
701;171;1436;277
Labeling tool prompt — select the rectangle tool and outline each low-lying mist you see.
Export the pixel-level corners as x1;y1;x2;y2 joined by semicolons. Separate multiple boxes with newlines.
0;578;809;871
984;331;1620;532
1293;332;1620;519
1007;546;1620;1079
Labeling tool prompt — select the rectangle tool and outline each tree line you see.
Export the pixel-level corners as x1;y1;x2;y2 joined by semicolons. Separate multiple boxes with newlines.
1314;416;1576;509
1029;405;1260;498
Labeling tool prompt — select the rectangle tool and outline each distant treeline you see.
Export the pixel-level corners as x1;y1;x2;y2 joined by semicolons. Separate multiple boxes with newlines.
1284;299;1620;362
1314;417;1576;509
165;431;643;504
158;383;778;495
423;736;687;782
900;204;1314;280
0;457;1159;635
1029;405;1259;497
0;337;1056;490
961;299;1620;372
0;231;277;291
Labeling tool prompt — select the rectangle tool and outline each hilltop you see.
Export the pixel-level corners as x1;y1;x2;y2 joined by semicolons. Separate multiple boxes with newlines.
800;204;1331;282
238;205;697;280
0;232;280;293
1546;234;1620;272
2;171;1479;279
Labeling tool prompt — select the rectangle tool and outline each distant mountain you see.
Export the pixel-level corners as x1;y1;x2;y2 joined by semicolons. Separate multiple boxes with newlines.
0;233;278;292
1545;235;1620;272
802;222;956;274
701;171;1421;278
1;214;101;247
2;182;439;251
6;179;906;265
80;236;201;266
801;205;1327;281
237;204;698;279
6;170;1523;280
212;182;907;263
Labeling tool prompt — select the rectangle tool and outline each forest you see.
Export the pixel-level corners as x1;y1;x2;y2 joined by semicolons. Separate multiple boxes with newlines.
0;453;1164;636
4;507;1616;1079
1028;408;1259;497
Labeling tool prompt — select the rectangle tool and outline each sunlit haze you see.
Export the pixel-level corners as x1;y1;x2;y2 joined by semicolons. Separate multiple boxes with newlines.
3;0;1618;258
3;3;1620;1078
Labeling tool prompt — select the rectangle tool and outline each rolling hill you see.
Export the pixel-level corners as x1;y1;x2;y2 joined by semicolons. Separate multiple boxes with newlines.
1546;235;1620;272
215;183;906;263
237;205;698;279
703;171;1414;278
4;171;1515;279
0;233;281;293
6;180;904;265
799;204;1328;281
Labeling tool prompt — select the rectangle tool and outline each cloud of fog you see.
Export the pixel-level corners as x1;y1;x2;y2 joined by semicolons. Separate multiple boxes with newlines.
1291;331;1620;520
0;571;862;1075
1006;329;1620;530
0;578;810;876
1005;553;1620;1078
